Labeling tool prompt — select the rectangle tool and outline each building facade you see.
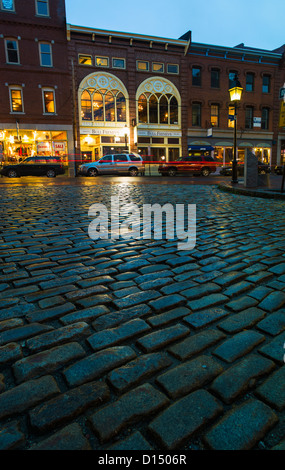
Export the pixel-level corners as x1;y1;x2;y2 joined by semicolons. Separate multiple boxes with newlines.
184;40;285;167
1;0;285;173
67;24;190;164
0;0;73;173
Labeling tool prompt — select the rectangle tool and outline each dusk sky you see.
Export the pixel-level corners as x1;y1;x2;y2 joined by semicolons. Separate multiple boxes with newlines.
65;0;284;52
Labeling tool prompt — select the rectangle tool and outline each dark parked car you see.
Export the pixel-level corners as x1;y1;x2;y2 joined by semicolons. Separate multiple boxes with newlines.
0;156;65;178
220;161;271;176
158;155;217;177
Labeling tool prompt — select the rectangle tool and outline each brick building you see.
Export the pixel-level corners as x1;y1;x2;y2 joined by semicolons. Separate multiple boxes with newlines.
1;0;285;173
184;39;285;167
0;0;74;173
67;24;190;164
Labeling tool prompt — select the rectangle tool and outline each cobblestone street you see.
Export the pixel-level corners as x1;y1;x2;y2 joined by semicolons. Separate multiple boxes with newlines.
0;181;285;451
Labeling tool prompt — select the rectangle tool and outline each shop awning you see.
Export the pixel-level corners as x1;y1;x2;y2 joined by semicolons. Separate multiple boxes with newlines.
215;141;233;146
238;142;253;148
188;144;214;151
256;142;272;148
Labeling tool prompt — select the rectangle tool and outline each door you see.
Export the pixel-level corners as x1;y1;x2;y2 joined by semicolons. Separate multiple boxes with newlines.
113;154;129;173
97;155;114;174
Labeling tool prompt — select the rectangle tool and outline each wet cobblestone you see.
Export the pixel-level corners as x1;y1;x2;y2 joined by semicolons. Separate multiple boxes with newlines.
0;182;285;450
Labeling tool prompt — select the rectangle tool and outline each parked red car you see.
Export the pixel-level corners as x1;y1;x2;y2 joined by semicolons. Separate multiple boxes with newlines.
158;155;217;177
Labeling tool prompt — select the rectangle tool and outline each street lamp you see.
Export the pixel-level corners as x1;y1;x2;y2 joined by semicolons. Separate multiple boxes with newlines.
229;74;243;184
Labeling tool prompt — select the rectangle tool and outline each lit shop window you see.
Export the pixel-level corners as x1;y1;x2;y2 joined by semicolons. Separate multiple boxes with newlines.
9;87;24;113
1;0;14;11
138;93;178;125
95;56;109;67
36;0;49;16
112;58;125;69
42;89;55;114
152;62;164;73
137;61;149;72
5;39;19;64
39;42;52;67
78;54;92;65
167;64;179;74
81;88;126;122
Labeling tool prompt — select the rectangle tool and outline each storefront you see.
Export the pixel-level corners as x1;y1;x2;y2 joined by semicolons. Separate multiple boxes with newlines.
79;71;130;161
0;128;69;167
137;130;181;162
135;77;182;162
188;138;272;169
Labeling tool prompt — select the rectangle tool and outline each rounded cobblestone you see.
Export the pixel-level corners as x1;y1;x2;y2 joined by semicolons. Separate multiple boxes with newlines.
0;181;285;450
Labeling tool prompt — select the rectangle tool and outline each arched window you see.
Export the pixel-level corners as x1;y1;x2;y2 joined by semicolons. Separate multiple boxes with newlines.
159;95;168;124
93;92;103;121
137;92;179;125
81;90;92;121
81;86;127;123
138;94;147;123
105;91;115;122
170;96;178;124
116;92;126;122
149;94;158;123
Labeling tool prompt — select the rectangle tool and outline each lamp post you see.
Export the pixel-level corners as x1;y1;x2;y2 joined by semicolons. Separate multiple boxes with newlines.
229;74;243;184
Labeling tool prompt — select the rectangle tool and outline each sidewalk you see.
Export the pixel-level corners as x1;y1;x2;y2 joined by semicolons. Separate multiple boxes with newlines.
218;177;285;201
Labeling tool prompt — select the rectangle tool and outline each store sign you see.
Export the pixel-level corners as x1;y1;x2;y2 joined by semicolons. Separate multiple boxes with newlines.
137;130;181;137
54;142;66;151
81;128;124;136
37;142;50;152
253;117;261;128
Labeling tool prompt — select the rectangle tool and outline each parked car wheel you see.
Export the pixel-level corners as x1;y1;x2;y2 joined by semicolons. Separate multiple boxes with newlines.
46;169;56;178
88;168;98;177
168;167;177;176
201;167;210;177
8;169;18;178
129;167;138;176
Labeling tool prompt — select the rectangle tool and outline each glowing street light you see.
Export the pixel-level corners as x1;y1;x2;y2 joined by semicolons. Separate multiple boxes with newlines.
229;74;243;184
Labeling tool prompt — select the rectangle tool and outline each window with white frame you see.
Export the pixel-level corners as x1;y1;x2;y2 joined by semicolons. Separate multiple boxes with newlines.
9;86;24;113
112;58;125;69
39;42;52;67
36;0;49;16
137;61;149;72
152;62;164;73
42;88;55;114
167;64;179;74
1;0;14;11
95;56;109;67
5;38;20;64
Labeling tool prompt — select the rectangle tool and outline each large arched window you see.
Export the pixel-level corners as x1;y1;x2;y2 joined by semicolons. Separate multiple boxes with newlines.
93;92;103;121
138;92;179;125
116;92;126;122
79;73;128;124
81;88;126;123
81;90;92;121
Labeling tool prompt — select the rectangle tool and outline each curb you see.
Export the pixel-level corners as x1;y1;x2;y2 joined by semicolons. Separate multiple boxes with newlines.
218;183;285;201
